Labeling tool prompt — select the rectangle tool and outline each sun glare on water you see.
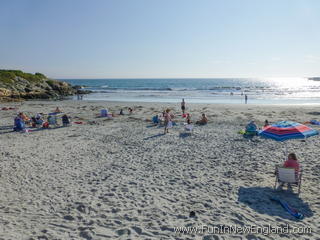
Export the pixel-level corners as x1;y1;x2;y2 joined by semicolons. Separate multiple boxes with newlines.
260;77;319;89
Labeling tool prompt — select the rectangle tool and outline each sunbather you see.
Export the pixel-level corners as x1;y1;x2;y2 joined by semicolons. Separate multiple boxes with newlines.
196;113;208;125
32;114;44;127
19;112;31;124
54;107;62;113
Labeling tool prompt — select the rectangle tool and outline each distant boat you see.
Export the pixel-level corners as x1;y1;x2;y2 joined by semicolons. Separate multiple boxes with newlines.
309;77;320;81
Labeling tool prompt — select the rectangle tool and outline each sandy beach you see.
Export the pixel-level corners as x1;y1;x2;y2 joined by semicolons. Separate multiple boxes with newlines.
0;100;319;239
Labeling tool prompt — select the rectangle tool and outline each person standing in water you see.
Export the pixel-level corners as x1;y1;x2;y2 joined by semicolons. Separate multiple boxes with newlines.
245;95;248;104
181;99;186;114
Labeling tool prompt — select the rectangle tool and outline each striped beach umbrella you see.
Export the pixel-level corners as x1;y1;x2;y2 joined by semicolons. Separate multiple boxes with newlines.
259;121;318;142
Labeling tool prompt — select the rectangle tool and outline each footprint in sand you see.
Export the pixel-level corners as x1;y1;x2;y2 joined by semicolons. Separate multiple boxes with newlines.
116;228;131;236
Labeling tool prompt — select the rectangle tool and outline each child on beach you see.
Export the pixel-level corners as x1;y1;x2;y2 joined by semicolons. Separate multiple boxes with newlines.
164;109;173;134
186;113;192;123
283;153;300;172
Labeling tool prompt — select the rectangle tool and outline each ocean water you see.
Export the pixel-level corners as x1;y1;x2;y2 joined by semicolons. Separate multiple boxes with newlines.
62;78;320;105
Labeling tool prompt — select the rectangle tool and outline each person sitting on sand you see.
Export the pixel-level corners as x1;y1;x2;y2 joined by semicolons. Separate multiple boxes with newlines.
264;119;269;128
196;113;208;125
47;115;57;127
120;109;124;115
19;112;31;125
152;115;159;125
62;114;71;127
186;113;192;123
128;107;133;114
283;153;300;172
13;116;25;131
164;109;173;134
54;107;62;113
244;120;258;138
32;113;44;126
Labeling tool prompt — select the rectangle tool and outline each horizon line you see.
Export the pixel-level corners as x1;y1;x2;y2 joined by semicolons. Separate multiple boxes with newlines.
57;76;316;80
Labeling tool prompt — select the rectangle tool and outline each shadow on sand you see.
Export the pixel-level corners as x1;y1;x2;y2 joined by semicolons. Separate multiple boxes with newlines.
179;132;191;138
0;125;14;135
238;186;313;221
143;133;165;140
0;125;67;135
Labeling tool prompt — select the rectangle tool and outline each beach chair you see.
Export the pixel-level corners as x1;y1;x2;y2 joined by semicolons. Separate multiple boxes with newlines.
274;165;302;195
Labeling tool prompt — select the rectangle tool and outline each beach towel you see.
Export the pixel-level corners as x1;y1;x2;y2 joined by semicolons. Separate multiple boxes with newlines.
73;121;83;124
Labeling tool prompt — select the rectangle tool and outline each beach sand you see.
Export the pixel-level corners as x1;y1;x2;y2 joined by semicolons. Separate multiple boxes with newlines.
0;100;319;239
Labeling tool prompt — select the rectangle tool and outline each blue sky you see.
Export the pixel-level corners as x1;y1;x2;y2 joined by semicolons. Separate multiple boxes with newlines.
0;0;319;78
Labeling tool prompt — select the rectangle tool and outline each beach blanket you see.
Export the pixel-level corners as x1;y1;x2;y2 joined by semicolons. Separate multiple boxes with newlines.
270;197;304;220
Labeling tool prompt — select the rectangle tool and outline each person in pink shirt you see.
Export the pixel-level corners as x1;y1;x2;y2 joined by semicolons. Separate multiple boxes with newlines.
283;153;300;172
164;109;172;134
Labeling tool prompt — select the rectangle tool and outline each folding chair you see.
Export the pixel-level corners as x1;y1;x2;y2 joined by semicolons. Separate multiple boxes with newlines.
274;165;302;195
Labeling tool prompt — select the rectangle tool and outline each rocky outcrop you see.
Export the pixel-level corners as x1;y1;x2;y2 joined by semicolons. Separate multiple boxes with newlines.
0;70;76;101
